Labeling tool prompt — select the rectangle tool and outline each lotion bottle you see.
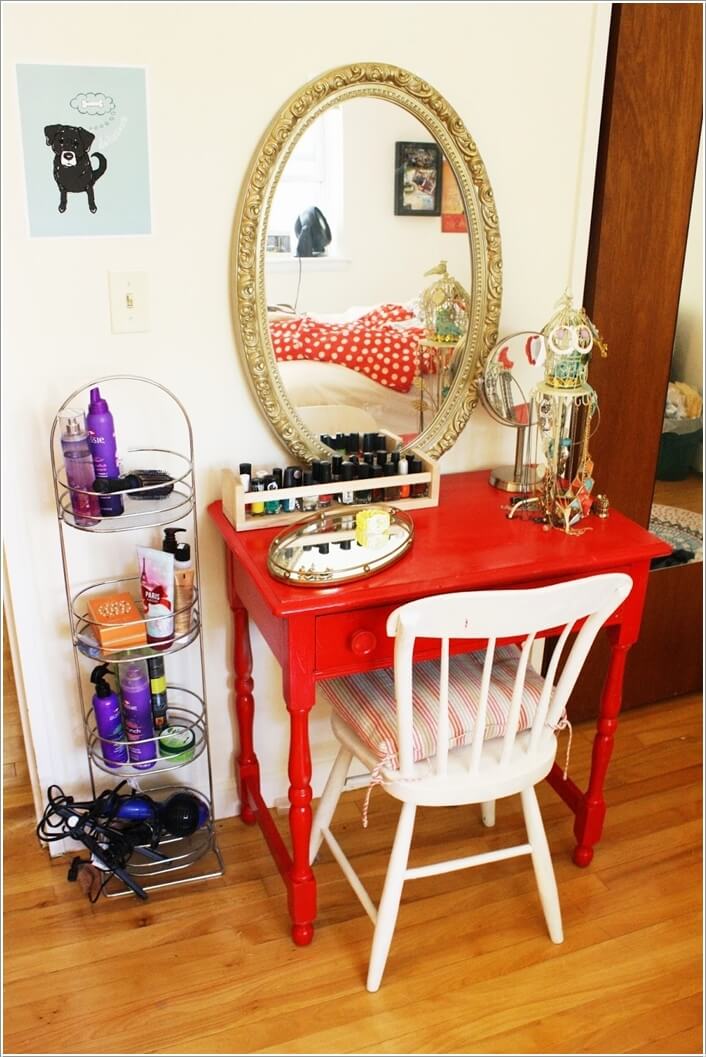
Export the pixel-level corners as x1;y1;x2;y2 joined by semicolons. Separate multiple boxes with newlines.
173;540;194;636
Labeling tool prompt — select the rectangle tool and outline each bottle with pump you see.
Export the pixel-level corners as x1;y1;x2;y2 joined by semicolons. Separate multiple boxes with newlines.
59;410;102;527
162;527;186;556
174;540;194;636
121;661;156;769
86;387;123;517
163;527;193;638
90;665;128;768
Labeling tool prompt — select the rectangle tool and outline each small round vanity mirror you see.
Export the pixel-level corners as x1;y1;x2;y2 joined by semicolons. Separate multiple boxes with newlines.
268;505;414;587
480;332;547;493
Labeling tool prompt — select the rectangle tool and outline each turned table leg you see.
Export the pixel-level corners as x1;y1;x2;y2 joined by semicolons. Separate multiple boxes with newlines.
284;617;317;946
573;629;631;866
227;556;260;825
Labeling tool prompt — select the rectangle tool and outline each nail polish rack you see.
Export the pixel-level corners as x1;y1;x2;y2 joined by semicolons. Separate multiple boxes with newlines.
222;432;440;533
50;375;224;899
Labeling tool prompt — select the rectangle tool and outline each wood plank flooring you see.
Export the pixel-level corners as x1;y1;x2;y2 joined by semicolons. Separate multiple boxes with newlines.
652;471;703;515
2;670;702;1054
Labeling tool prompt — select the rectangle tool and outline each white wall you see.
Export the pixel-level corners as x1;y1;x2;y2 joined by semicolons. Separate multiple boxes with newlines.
2;2;610;827
266;98;471;313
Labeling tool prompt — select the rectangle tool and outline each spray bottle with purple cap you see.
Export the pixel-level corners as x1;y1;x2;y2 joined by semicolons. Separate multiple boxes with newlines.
86;386;123;517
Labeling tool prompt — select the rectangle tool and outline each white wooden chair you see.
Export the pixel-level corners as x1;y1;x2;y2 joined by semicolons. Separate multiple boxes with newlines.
311;573;633;991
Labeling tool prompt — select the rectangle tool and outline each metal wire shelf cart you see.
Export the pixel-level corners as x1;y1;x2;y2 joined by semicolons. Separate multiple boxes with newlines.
50;375;224;898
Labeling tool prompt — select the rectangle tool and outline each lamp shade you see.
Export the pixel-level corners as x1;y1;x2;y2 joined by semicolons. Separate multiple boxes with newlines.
294;207;332;257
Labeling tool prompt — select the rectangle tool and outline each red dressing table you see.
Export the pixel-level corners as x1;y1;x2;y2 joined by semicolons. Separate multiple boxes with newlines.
208;470;669;946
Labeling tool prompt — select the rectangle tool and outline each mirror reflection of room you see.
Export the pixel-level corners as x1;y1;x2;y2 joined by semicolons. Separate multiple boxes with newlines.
264;99;471;442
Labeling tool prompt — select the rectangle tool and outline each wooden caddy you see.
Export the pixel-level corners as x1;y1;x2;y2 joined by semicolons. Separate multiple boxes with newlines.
222;440;439;532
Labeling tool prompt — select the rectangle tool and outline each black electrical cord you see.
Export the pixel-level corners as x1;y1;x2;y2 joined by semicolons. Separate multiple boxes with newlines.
36;785;159;900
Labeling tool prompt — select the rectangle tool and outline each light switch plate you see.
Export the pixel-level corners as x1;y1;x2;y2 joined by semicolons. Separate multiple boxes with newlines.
109;271;149;333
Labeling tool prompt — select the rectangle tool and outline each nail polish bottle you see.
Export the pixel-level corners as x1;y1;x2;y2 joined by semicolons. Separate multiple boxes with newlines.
318;462;333;508
301;469;318;512
250;475;265;516
282;467;299;512
357;462;371;503
371;465;384;502
263;475;280;514
340;462;356;505
410;458;426;497
384;463;399;501
239;462;252;492
398;454;410;499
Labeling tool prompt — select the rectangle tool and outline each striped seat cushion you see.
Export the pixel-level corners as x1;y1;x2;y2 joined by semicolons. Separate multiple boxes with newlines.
320;646;545;768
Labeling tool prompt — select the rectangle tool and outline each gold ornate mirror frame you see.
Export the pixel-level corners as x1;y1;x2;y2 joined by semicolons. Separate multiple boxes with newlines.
231;62;502;462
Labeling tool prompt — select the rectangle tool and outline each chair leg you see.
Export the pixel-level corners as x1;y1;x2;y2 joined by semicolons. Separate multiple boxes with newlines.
309;747;352;862
520;785;563;944
366;801;417;992
481;800;496;827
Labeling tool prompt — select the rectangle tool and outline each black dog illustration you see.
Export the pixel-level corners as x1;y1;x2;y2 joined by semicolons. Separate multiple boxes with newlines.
44;124;107;214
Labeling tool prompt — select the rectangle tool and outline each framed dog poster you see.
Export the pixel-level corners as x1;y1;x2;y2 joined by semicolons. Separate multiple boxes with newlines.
16;64;151;238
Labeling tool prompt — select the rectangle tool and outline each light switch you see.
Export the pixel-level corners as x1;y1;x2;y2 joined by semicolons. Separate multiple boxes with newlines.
109;272;149;333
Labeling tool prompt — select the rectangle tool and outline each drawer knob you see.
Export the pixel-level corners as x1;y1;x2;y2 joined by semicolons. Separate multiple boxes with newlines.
350;629;377;656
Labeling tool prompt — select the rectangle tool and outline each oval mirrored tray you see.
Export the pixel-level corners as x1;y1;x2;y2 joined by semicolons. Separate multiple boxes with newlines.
267;505;414;587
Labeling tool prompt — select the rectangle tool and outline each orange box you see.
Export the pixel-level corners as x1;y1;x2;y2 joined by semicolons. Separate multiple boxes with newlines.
86;592;147;651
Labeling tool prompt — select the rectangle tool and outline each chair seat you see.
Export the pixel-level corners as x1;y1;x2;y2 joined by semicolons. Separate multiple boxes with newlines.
320;645;546;771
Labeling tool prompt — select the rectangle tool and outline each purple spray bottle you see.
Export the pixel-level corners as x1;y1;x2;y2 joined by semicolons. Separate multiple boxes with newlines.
59;410;102;527
120;661;156;770
90;664;128;768
86;386;123;517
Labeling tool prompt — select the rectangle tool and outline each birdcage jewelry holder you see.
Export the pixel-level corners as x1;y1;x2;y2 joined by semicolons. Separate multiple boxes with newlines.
511;294;606;533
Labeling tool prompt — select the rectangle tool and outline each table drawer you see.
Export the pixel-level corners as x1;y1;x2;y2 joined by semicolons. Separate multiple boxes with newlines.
315;605;449;676
315;606;398;675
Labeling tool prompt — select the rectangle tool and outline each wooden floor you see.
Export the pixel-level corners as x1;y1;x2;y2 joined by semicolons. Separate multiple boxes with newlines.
3;638;703;1056
652;470;703;515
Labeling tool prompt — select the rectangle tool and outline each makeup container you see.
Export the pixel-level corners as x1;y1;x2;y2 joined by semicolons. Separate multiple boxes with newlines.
363;433;377;454
158;725;196;765
363;452;375;466
376;449;388;468
301;470;318;512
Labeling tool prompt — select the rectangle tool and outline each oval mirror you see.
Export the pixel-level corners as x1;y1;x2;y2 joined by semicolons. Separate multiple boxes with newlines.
232;64;502;463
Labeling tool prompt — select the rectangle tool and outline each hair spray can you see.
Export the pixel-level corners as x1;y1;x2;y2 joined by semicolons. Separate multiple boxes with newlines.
86;386;124;517
120;662;156;769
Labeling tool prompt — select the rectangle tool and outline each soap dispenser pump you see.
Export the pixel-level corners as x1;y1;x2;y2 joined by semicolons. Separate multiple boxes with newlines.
162;527;186;554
